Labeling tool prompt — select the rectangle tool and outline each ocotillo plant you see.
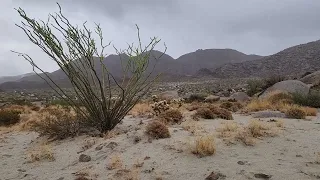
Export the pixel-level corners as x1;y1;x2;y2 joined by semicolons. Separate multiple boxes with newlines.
13;3;166;132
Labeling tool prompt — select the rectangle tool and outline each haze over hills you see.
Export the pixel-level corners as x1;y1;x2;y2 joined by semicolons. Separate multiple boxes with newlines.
207;40;320;78
0;48;262;90
0;73;35;84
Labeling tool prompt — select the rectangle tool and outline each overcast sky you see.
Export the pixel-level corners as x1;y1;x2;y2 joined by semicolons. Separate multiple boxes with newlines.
1;0;320;76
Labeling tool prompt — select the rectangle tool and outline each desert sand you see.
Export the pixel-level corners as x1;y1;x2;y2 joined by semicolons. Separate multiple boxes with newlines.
1;112;320;180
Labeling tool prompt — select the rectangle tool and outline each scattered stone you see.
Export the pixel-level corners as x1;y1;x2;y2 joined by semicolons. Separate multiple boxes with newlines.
254;173;272;179
229;92;250;102
205;171;226;180
106;142;118;149
134;136;141;144
204;95;220;103
252;111;286;118
79;154;91;162
17;168;26;172
144;156;151;160
237;161;246;165
95;144;104;151
296;155;303;157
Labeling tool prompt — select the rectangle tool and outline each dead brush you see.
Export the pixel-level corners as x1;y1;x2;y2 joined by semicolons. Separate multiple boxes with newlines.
191;135;216;157
31;106;82;139
128;102;153;118
284;106;306;119
219;101;243;112
216;122;239;138
181;120;203;135
145;120;170;139
107;154;123;170
28;144;55;162
158;108;183;124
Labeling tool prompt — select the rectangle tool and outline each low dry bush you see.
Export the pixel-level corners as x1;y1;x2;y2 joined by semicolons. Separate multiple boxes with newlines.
31;107;83;139
219;101;243;112
284;106;306;119
145;120;170;139
128;102;153;118
182;120;203;135
28;144;55;162
191;135;216;157
193;106;233;120
0;109;21;126
216;122;239;138
159;109;183;124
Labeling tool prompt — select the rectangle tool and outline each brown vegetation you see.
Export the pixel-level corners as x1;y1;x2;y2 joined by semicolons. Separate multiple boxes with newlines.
159;109;183;124
191;135;216;157
145;120;171;139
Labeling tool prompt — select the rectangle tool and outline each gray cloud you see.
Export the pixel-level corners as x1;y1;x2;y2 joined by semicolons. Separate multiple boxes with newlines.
1;0;320;76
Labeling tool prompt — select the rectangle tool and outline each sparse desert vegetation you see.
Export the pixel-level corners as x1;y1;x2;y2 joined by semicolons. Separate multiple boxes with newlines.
1;2;320;180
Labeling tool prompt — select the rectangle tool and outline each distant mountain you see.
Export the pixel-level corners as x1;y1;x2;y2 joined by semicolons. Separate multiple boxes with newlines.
0;49;261;90
208;40;320;78
0;72;35;84
176;49;262;75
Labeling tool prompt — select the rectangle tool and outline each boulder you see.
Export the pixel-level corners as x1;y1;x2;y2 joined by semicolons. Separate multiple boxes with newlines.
300;70;320;85
158;90;179;101
260;80;310;98
229;92;250;102
204;95;220;103
252;111;286;118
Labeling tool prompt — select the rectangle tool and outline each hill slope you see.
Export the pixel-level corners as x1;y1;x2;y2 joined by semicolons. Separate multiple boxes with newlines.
210;40;320;78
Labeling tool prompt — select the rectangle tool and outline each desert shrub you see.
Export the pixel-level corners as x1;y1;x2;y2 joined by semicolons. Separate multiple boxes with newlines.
292;91;320;108
185;102;202;111
246;120;271;138
159;109;183;124
185;93;207;103
9;99;33;106
208;106;233;120
145;120;170;139
285;106;306;119
267;92;293;104
193;108;216;119
302;107;318;116
261;75;285;90
219;101;243;112
31;107;83;139
151;100;170;116
28;145;55;162
0;109;21;126
246;79;264;97
128;102;153;118
191;135;216;157
14;4;165;133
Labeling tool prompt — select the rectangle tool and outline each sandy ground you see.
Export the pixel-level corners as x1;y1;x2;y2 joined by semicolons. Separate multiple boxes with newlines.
1;112;320;180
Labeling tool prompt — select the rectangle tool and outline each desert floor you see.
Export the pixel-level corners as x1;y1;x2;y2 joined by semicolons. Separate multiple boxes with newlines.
1;112;320;180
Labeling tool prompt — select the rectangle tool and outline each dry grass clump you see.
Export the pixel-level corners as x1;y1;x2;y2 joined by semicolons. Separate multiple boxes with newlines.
267;92;293;104
209;106;233;120
245;99;274;112
28;144;55;162
302;107;318;116
182;120;203;135
246;119;272;137
284;106;306;119
219;101;243;112
145;120;170;139
107;154;123;170
113;167;140;180
159;109;183;124
31;106;82;139
216;122;239;138
191;135;216;157
128;102;153;118
193;108;216;119
193;106;233;120
0;109;21;126
185;102;203;111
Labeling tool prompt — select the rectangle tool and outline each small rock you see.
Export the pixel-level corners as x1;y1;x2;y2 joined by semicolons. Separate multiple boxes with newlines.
57;178;64;180
254;173;272;179
296;155;303;157
95;144;103;151
79;154;91;162
106;142;118;149
17;168;26;172
134;136;141;144
144;156;151;160
252;111;286;118
237;161;246;165
205;171;226;180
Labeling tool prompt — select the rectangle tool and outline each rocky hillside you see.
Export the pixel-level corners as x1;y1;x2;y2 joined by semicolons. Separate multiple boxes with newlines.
209;40;320;78
0;49;260;90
